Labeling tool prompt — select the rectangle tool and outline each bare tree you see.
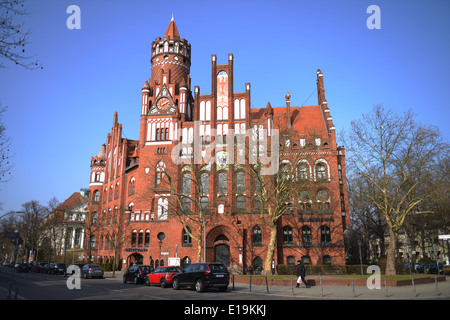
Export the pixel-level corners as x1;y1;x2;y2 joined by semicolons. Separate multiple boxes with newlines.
342;105;448;275
0;0;41;69
0;106;12;185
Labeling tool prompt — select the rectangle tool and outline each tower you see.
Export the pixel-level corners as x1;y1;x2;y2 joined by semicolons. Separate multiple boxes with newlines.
139;17;193;147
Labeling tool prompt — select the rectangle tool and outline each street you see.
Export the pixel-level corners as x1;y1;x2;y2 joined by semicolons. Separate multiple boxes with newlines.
0;266;293;300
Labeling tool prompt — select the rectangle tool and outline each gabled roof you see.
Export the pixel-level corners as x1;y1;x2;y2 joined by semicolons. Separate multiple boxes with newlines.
251;105;329;137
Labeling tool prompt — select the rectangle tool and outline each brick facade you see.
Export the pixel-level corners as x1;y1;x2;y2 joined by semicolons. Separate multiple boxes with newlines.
85;18;350;273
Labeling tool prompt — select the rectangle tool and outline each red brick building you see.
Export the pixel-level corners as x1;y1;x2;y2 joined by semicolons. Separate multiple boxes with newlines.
85;18;350;273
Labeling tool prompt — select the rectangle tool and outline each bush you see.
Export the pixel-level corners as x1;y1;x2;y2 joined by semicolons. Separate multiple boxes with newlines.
443;267;450;275
276;264;368;275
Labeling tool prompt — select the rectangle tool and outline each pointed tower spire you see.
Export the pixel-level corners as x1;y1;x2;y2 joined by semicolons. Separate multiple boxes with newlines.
164;15;180;40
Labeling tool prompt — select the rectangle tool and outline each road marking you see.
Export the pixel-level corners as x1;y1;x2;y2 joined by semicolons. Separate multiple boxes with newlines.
143;294;170;300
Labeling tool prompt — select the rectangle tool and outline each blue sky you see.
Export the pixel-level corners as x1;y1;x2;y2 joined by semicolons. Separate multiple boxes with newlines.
0;0;449;213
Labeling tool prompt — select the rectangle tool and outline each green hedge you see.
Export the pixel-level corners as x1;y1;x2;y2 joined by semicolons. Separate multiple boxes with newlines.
276;264;369;275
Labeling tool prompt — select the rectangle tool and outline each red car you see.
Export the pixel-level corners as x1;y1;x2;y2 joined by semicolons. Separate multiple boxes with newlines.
145;266;182;288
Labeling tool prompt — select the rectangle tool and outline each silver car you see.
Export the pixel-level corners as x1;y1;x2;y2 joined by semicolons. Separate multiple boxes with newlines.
81;264;104;279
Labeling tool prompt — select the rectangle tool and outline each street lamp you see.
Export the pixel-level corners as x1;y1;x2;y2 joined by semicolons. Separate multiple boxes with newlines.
357;239;363;275
173;192;206;263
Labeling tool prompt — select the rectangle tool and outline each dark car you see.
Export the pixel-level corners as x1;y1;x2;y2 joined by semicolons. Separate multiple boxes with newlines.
426;263;443;275
81;264;104;279
41;263;52;274
146;266;181;288
34;262;48;273
123;265;154;284
16;263;30;273
49;263;66;275
172;262;229;292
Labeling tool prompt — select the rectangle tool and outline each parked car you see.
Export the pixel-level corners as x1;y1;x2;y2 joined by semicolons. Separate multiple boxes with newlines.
172;262;229;293
123;265;154;284
49;263;66;275
81;264;104;279
145;266;181;288
64;263;85;277
16;263;30;273
415;262;425;273
426;263;443;274
41;263;52;274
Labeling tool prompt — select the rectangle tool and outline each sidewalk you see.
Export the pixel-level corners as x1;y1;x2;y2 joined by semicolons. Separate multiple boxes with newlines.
229;276;450;300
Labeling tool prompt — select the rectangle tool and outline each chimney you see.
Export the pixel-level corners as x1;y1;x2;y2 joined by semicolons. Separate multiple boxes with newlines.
285;92;291;128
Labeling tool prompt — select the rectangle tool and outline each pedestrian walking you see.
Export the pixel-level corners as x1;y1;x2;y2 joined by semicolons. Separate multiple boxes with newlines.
296;260;310;288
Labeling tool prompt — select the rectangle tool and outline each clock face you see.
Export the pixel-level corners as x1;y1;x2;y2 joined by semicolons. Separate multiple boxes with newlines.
156;97;171;110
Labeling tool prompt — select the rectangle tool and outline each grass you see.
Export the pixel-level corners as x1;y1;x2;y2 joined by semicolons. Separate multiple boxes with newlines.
232;274;443;280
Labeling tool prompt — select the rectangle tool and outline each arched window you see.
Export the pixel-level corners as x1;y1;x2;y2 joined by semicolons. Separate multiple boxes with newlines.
183;227;192;245
252;257;263;271
298;162;309;180
93;190;100;203
131;230;137;247
145;230;150;247
316;163;327;181
182;172;191;195
317;189;331;212
200;172;209;195
253;226;262;244
182;256;191;269
323;255;331;265
301;226;312;244
320;226;331;243
138;230;143;247
283;226;293;244
218;172;227;194
129;177;135;195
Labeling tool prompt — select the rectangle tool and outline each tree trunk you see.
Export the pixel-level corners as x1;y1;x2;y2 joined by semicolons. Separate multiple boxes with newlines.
263;223;277;275
385;224;397;275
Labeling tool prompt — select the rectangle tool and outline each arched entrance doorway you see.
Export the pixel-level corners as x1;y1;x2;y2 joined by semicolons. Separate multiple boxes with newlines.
126;253;143;267
214;235;230;267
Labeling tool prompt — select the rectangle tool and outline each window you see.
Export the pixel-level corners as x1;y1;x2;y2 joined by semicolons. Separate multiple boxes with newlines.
157;198;168;220
156;162;166;186
236;195;246;210
138;230;143;247
145;230;150;247
131;230;137;247
129;177;135;195
236;171;245;194
92;212;98;226
321;226;331;243
301;226;312;244
283;226;293;244
93;191;100;203
200;196;209;211
90;236;96;249
298;163;308;180
183;227;192;245
323;255;331;265
181;195;191;211
253;226;262;244
218;172;227;194
200;172;209;195
287;256;296;265
182;172;191;195
316;163;327;181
